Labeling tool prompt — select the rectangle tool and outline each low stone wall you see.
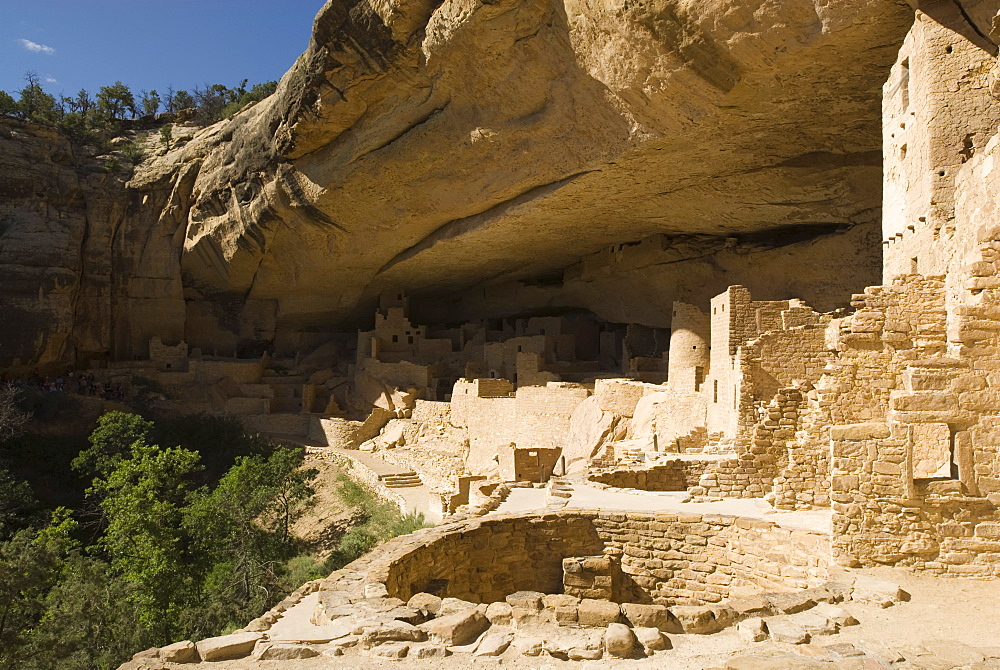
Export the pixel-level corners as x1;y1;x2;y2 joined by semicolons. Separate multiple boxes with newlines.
308;448;412;516
350;510;828;606
242;412;310;436
588;458;714;491
307;416;362;447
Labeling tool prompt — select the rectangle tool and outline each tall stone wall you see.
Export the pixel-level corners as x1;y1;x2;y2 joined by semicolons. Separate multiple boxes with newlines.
882;11;1000;282
513;384;592;449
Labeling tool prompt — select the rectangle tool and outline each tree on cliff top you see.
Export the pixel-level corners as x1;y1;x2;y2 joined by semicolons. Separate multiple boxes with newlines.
95;81;136;122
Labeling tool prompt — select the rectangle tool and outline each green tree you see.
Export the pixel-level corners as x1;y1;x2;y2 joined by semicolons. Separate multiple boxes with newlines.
16;72;57;124
0;466;37;540
25;555;149;670
95;81;135;122
169;89;194;113
139;89;160;117
91;440;201;636
72;411;153;478
0;510;77;669
183;448;315;630
0;91;16;117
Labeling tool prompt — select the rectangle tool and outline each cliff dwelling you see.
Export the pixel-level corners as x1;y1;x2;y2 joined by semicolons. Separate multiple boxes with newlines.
3;0;1000;668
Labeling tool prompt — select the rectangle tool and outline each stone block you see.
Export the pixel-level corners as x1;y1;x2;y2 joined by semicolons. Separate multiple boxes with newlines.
634;626;670;652
505;590;544;610
621;603;679;632
975;522;1000;538
788;611;837;636
577;599;622;627
553;605;579;626
253;642;320;660
358;621;426;648
159;641;198;664
830;424;890;441
669;605;724;634
763;591;815;614
513;637;544;656
510;606;543;629
418;610;489;646
737;617;768;642
473;630;514;656
542;593;580;608
764;617;809;644
485;601;512;626
364;583;389;599
366;642;409;659
605;623;638;658
407;592;442;616
812;603;858;627
438;597;478;617
196;632;265;662
726;596;773;617
823;643;866;659
411;643;451;659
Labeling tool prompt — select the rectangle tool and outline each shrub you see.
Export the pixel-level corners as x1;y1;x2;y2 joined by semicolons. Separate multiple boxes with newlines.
119;142;145;166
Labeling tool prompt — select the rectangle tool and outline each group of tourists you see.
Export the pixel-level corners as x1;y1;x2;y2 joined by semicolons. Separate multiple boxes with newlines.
0;369;128;401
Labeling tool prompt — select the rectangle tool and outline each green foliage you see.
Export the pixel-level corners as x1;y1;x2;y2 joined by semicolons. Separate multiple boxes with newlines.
220;80;278;119
101;157;119;173
153;413;272;485
159;124;173;148
0;510;77;668
0;91;16;117
0;413;387;669
0;466;38;540
168;89;194;113
183;448;316;632
119;141;145;166
16;72;58;124
91;440;202;636
335;473;369;508
139;89;160;117
328;475;431;568
1;73;277;151
73;411;154;478
95;81;135;123
25;554;149;670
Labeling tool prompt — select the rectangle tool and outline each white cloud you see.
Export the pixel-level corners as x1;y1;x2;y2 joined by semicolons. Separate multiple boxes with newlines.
44;75;57;84
18;39;55;55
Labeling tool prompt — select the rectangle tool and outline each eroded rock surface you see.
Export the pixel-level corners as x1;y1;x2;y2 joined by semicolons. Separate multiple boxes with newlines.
3;0;914;366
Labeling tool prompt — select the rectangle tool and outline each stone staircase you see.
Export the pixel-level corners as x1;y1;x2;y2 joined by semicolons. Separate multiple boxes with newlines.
378;471;423;488
545;477;573;508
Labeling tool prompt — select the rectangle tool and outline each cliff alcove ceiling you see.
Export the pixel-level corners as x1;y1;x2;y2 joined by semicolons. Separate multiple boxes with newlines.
1;0;917;365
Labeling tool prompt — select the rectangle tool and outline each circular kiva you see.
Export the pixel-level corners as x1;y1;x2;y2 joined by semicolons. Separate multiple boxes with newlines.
333;509;829;610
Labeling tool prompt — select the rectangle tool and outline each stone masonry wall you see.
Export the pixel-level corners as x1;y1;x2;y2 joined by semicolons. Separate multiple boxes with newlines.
589;458;712;491
696;387;806;499
746;326;832;403
366;510;829;606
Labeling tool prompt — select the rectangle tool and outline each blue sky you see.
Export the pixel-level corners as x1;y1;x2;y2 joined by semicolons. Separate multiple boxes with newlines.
1;1;323;103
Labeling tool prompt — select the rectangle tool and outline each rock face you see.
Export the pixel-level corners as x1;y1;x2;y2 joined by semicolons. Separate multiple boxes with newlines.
3;0;917;366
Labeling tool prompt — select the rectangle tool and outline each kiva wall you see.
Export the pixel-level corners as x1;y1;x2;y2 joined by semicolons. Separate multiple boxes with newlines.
361;510;829;606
